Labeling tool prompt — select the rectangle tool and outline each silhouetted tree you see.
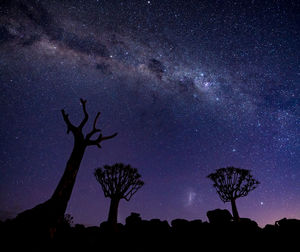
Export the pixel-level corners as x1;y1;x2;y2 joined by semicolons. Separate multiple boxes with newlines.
52;99;117;214
207;167;259;221
15;99;117;237
94;163;144;227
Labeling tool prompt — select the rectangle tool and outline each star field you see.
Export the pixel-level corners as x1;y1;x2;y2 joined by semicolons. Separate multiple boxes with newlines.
0;0;299;227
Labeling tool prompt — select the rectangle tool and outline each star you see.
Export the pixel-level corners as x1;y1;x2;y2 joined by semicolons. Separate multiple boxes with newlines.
0;0;298;228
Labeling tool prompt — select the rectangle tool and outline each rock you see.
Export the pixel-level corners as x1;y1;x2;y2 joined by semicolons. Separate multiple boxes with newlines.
125;212;142;227
171;219;190;232
207;209;233;224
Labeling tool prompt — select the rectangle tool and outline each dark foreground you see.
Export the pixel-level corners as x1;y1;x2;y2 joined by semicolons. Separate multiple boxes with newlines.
1;210;299;251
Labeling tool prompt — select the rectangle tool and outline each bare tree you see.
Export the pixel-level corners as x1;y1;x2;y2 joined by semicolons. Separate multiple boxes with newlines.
16;99;117;236
52;99;117;211
207;167;260;221
94;163;144;227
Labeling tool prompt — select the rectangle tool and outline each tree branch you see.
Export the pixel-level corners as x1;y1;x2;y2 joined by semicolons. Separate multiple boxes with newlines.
61;109;76;134
86;112;101;140
93;112;100;130
78;98;88;129
87;132;118;148
85;109;117;147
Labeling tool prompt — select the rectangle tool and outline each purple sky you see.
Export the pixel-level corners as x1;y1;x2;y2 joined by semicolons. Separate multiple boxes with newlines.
0;0;299;227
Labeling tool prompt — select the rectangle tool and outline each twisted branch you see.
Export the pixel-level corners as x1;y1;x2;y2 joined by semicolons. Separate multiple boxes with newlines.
61;98;117;147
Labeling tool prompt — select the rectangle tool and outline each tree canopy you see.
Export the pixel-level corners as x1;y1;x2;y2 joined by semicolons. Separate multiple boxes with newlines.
94;163;144;201
207;167;260;202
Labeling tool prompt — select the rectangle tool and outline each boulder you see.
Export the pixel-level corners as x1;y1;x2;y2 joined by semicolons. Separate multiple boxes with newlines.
125;212;142;227
207;209;233;224
171;219;190;232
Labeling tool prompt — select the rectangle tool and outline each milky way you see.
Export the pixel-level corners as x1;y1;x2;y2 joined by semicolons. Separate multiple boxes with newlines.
0;0;299;227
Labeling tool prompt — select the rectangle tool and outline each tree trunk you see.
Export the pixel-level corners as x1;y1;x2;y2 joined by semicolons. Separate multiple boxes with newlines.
51;140;86;215
108;197;120;226
13;142;87;242
231;198;240;221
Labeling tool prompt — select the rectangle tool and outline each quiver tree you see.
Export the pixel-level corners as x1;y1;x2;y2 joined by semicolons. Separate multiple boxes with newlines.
15;99;117;237
94;163;144;227
207;167;260;221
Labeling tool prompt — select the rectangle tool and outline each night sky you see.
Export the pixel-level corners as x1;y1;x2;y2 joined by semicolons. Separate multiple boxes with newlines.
0;0;299;227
